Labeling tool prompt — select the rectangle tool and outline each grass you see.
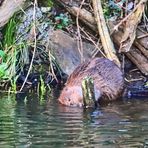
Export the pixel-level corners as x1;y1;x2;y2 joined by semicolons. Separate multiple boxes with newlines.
1;14;17;60
0;14;29;92
0;1;63;92
38;0;53;7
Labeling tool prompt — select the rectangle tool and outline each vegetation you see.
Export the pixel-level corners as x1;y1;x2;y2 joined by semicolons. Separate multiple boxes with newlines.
103;0;125;18
38;0;53;7
0;0;59;92
0;16;18;80
55;13;71;29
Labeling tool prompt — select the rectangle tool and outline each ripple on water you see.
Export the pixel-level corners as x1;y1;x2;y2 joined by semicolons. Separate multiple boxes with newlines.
0;93;148;147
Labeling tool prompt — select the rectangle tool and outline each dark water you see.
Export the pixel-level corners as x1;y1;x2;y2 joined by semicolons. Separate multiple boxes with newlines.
0;90;148;148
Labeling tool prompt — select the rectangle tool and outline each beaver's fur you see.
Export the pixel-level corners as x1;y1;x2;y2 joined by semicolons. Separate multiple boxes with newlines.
58;58;124;107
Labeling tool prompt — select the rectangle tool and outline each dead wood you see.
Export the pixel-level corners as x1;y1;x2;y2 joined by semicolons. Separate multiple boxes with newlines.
0;0;25;27
117;0;147;53
134;41;148;58
56;0;97;31
56;0;148;75
111;28;148;75
136;28;148;56
92;0;120;67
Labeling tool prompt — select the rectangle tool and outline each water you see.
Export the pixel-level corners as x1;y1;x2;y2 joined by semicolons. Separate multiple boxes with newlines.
0;90;148;148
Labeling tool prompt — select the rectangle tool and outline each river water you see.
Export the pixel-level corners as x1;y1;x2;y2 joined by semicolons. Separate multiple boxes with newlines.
0;89;148;148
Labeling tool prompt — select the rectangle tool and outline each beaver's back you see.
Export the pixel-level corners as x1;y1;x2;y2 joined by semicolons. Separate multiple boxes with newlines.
66;58;124;101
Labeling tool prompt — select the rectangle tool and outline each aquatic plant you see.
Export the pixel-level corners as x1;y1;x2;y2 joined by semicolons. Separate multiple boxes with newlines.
40;75;46;96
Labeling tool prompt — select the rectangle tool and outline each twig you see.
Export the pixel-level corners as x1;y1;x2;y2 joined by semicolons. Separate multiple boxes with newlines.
19;0;37;92
137;33;148;39
47;30;58;83
76;0;85;62
79;27;106;58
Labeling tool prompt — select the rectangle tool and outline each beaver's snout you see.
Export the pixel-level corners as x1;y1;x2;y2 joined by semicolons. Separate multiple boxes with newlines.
59;86;84;107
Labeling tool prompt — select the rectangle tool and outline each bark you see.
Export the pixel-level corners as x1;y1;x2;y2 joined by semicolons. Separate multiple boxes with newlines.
111;28;148;75
92;0;120;67
82;76;96;108
115;0;147;52
56;0;97;31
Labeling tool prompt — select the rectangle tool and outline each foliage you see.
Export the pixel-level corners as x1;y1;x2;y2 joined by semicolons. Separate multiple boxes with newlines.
2;16;17;47
55;13;71;29
38;0;53;7
102;0;126;18
0;14;27;86
0;50;6;61
0;1;68;91
10;76;18;93
40;75;46;96
0;16;17;80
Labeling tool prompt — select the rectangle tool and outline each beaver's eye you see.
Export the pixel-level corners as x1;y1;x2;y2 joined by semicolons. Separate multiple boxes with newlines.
68;98;71;102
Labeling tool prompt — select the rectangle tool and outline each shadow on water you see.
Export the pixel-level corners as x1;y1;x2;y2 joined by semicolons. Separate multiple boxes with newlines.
0;88;148;148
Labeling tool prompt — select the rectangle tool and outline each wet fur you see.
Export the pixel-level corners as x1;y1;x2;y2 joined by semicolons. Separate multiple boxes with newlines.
59;58;124;107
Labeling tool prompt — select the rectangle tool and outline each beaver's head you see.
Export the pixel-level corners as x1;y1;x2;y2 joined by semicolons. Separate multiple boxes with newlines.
58;85;101;107
58;86;83;107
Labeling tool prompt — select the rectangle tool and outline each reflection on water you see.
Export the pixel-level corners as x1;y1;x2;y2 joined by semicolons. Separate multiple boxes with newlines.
0;90;148;148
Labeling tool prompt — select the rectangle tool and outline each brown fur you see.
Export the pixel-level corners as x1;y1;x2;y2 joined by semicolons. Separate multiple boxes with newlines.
58;58;124;107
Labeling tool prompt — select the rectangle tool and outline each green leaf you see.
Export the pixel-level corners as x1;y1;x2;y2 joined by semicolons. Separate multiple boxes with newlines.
0;50;5;59
0;63;7;77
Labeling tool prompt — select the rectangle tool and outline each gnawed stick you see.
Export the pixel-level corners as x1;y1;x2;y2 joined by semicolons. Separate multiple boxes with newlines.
82;76;97;108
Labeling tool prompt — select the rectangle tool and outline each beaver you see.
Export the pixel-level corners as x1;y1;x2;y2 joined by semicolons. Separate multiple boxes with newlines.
58;57;124;107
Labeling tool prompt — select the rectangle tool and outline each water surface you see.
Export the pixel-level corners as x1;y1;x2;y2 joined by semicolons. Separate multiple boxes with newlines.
0;90;148;148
